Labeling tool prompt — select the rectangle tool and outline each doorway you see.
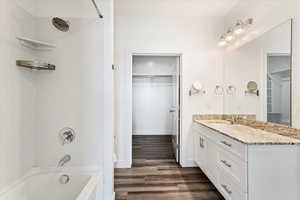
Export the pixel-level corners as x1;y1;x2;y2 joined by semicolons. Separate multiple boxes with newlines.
131;55;181;163
266;54;291;125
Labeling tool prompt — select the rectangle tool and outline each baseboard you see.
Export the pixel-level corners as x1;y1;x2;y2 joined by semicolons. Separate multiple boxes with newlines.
115;160;131;168
180;159;197;167
132;132;173;135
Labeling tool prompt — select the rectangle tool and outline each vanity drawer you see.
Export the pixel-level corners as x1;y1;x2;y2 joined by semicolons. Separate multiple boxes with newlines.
217;133;247;161
218;168;247;200
218;149;247;192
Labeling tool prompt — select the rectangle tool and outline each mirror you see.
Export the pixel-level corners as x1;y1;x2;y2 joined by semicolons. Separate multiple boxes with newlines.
223;19;292;126
192;81;203;91
247;81;258;92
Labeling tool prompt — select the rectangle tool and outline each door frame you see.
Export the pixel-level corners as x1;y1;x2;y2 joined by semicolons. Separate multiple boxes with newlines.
261;52;292;125
129;52;183;166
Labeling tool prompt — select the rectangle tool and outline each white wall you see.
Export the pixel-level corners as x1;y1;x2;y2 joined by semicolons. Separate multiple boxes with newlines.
133;78;174;135
132;56;177;75
0;0;37;191
34;16;105;168
224;0;300;127
115;16;224;167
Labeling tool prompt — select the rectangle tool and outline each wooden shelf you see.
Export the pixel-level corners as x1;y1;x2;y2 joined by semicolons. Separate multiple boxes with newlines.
16;36;56;50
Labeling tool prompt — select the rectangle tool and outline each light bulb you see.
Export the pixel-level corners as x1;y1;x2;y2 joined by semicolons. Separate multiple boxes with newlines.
218;35;227;47
218;40;227;47
225;28;235;41
234;20;244;35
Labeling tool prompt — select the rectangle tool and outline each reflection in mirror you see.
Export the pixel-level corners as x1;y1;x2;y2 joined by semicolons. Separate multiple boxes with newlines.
267;54;291;125
223;19;292;126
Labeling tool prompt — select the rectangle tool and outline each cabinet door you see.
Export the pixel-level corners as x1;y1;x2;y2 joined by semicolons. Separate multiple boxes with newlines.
206;138;219;183
194;132;207;170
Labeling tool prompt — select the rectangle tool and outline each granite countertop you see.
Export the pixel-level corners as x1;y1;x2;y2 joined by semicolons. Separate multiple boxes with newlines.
194;119;300;145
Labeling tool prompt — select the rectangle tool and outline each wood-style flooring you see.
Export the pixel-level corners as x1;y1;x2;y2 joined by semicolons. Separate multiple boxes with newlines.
114;135;225;200
132;135;175;160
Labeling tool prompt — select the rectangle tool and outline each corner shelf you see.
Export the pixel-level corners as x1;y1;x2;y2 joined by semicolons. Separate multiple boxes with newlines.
16;36;56;50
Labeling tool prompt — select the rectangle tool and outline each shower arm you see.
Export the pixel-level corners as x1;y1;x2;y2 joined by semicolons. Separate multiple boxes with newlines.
91;0;104;18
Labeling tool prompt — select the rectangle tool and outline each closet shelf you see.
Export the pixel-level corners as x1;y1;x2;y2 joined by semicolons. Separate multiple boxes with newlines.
271;69;291;78
16;60;56;71
16;36;56;50
132;74;174;78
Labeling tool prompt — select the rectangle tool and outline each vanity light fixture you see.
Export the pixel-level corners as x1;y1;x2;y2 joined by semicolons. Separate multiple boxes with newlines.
218;18;254;47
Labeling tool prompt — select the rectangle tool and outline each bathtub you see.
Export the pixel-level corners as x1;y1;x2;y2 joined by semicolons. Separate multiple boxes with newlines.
0;168;102;200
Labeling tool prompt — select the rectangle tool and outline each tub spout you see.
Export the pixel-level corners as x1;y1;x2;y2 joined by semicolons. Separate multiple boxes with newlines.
58;155;71;167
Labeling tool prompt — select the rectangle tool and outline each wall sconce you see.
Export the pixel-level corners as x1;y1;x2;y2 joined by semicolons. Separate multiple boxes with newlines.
189;81;206;96
218;18;253;47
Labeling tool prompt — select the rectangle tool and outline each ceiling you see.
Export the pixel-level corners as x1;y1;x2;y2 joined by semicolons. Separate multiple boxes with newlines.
115;0;241;17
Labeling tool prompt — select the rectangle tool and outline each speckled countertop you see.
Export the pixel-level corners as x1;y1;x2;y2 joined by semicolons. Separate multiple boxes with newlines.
194;119;300;145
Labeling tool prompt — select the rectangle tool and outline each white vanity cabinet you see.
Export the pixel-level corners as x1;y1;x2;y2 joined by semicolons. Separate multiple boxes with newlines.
193;131;207;169
193;122;300;200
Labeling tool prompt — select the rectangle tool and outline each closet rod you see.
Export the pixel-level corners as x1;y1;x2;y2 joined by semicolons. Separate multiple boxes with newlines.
91;0;104;18
132;74;173;78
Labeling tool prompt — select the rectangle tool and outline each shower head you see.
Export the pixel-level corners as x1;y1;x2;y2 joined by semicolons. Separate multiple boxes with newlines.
52;17;69;32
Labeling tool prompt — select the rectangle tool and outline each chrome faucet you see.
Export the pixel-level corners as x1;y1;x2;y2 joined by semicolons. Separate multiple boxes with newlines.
227;116;236;125
58;155;71;167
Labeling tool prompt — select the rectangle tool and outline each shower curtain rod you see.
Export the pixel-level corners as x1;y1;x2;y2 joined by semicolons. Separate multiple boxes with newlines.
91;0;104;18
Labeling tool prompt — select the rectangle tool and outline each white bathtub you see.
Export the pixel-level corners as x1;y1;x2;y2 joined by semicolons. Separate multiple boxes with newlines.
0;168;102;200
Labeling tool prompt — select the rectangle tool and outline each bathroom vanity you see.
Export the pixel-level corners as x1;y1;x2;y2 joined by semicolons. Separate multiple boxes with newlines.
193;118;300;200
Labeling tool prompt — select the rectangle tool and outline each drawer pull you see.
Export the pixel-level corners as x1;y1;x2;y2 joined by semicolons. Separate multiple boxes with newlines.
221;160;232;168
221;184;232;195
200;138;205;148
221;141;232;147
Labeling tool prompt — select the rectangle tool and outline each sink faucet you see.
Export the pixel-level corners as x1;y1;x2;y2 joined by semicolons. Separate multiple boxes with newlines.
227;116;236;125
58;154;71;167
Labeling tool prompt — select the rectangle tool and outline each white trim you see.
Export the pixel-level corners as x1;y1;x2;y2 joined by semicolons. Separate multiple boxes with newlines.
102;0;114;200
262;52;292;122
180;159;197;167
127;51;183;167
261;49;268;122
115;160;132;169
132;132;173;135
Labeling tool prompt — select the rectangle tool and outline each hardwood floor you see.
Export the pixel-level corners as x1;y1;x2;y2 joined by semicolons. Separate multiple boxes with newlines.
114;135;225;200
132;135;175;160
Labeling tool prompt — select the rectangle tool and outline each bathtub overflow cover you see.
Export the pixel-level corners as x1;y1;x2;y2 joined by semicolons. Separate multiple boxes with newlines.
59;174;70;184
